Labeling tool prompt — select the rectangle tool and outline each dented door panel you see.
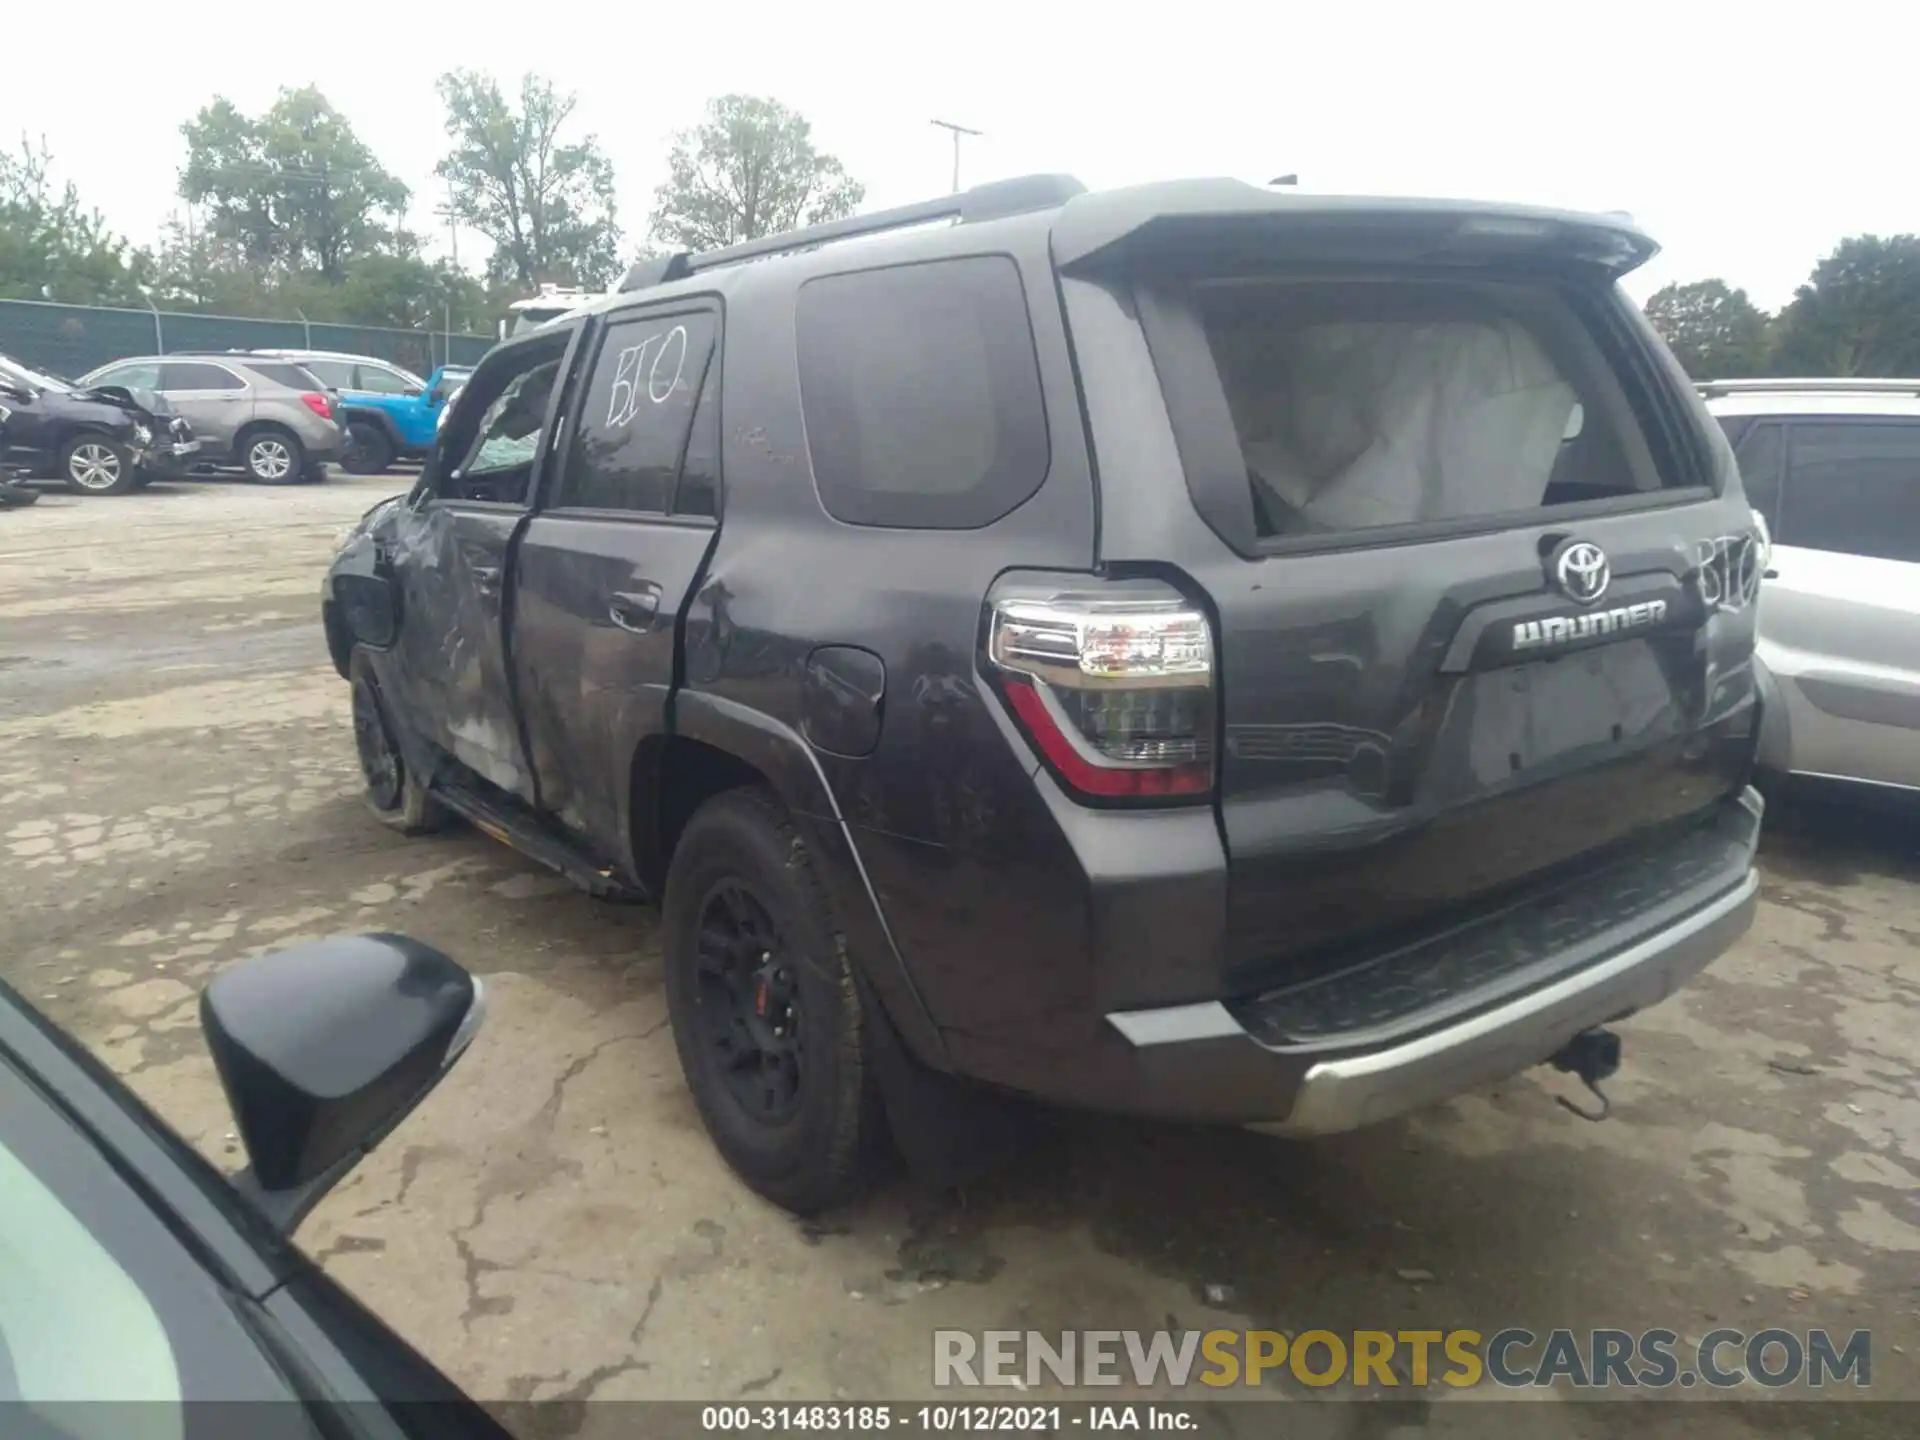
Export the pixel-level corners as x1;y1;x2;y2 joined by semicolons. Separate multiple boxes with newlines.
387;498;533;799
513;515;716;865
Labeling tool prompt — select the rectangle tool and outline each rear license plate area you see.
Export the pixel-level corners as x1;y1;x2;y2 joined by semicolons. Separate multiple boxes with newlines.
1468;641;1672;773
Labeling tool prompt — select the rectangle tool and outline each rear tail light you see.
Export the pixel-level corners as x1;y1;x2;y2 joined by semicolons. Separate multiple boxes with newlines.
300;392;332;420
986;577;1216;803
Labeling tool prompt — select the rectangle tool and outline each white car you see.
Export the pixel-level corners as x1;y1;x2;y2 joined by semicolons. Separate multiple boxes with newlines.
1703;378;1920;794
500;284;607;339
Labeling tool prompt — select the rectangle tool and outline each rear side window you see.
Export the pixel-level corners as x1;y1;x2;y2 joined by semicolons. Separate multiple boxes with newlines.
160;362;243;391
796;256;1050;529
1191;278;1671;539
553;311;717;514
245;362;322;390
352;365;416;395
1781;420;1920;563
1733;421;1783;529
299;359;356;389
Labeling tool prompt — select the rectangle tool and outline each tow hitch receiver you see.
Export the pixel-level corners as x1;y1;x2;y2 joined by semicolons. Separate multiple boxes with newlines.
1550;1027;1623;1122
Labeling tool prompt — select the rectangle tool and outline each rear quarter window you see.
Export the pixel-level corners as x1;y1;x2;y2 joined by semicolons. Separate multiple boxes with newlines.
795;255;1050;529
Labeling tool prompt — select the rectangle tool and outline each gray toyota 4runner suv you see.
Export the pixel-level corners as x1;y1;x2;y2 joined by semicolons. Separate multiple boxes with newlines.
323;175;1767;1212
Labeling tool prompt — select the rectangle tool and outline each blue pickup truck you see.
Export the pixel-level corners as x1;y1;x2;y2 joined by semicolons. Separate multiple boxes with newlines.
248;351;472;475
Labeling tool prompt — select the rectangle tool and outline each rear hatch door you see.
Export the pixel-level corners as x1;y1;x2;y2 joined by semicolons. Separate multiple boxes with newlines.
1059;192;1764;989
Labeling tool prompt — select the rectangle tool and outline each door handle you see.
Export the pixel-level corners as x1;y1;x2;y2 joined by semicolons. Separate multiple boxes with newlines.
472;565;503;598
609;588;660;633
1763;569;1779;580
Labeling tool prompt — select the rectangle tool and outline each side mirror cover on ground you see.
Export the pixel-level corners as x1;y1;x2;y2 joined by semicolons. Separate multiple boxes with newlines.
200;934;485;1232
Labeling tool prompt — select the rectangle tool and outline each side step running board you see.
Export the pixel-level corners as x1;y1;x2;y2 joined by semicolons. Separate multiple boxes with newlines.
434;776;647;903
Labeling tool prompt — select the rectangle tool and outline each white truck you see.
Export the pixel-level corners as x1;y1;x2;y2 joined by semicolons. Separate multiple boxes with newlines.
499;284;608;340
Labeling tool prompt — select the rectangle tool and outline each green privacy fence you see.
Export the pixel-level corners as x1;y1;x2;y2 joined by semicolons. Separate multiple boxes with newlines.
0;298;496;380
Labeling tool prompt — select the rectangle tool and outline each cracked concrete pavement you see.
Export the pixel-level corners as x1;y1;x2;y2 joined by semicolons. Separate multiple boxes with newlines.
3;474;1916;1436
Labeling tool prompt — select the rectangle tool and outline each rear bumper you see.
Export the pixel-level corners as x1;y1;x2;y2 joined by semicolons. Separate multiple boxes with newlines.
1251;867;1755;1134
1099;786;1763;1131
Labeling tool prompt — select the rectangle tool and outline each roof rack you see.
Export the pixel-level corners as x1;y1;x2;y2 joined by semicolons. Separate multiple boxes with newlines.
618;173;1086;294
1696;377;1920;398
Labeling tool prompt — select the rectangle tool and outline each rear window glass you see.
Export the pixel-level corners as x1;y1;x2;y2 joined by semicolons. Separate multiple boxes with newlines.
796;256;1050;529
1194;279;1670;539
246;362;322;390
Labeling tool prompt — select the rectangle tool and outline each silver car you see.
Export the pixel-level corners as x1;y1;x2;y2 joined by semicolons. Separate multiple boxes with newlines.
77;354;345;484
1704;378;1920;794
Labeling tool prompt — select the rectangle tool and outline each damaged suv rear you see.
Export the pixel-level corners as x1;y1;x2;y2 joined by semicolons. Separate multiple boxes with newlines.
1045;188;1764;1133
325;176;1764;1211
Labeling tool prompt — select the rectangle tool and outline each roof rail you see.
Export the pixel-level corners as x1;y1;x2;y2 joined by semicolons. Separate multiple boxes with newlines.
1697;376;1920;398
617;173;1086;294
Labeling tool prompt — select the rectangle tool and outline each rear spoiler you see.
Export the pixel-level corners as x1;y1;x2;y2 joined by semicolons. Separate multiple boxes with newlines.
1049;179;1658;278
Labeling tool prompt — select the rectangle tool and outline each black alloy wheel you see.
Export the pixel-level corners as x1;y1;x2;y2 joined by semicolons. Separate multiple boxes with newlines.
694;878;806;1125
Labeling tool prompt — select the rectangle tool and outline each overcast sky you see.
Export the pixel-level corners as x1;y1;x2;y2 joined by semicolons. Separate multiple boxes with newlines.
4;1;1909;311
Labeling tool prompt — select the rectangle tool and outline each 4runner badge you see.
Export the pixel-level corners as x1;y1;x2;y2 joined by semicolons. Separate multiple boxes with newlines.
1511;598;1668;654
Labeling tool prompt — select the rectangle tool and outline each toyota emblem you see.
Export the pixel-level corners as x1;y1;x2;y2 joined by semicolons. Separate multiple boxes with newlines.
1551;539;1611;605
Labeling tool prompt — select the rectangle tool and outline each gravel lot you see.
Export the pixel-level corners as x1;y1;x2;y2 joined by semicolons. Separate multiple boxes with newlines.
3;474;1916;1436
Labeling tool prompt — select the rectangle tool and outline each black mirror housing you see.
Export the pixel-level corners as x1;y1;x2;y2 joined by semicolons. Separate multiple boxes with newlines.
201;935;484;1227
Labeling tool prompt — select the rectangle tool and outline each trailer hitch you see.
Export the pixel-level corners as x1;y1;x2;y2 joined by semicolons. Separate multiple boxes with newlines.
1550;1027;1622;1122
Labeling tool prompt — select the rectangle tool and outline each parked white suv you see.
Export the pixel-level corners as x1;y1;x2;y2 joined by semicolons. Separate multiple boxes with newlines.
1703;378;1920;794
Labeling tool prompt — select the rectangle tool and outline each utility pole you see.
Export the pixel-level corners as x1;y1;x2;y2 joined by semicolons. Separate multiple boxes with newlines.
930;119;982;194
434;179;460;270
432;180;461;344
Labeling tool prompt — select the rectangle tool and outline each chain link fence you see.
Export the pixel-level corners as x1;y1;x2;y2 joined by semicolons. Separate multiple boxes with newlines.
0;298;495;380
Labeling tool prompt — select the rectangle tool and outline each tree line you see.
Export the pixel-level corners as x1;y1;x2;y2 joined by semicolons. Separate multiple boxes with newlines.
1645;237;1920;380
0;81;864;335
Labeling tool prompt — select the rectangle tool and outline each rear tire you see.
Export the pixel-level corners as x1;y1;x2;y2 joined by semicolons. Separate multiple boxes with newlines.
343;421;394;476
60;435;138;495
349;650;449;835
240;428;304;485
663;787;885;1214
